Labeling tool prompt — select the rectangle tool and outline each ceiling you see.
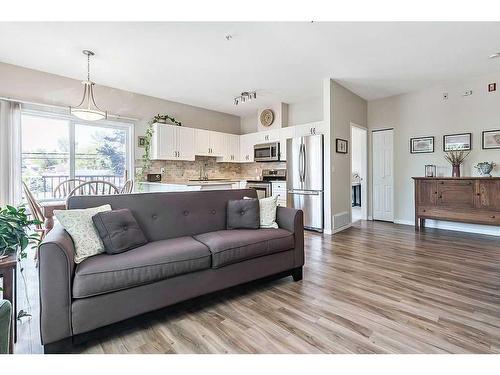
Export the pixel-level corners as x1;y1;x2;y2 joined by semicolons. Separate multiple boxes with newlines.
1;22;500;116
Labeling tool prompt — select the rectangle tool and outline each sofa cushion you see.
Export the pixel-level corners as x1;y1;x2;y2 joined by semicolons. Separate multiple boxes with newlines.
92;209;148;254
73;236;211;298
194;229;294;268
226;198;260;229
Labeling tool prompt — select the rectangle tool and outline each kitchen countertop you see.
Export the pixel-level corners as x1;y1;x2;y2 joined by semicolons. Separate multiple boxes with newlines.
140;180;243;186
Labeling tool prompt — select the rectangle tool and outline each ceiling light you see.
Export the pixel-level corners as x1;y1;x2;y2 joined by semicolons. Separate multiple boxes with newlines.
233;91;257;106
70;50;107;121
489;52;500;59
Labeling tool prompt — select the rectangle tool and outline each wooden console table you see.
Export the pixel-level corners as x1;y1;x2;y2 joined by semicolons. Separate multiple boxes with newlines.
413;177;500;230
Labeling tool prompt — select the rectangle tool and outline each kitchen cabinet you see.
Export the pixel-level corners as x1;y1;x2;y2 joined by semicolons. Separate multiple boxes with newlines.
195;129;225;156
239;133;255;163
271;181;287;207
151;123;195;161
222;134;240;162
279;126;295;161
294;122;325;137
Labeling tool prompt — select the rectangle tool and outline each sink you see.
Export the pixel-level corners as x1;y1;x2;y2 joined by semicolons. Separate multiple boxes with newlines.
188;178;230;182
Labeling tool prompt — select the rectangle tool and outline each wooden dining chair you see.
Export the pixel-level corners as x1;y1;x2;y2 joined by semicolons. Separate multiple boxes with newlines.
67;180;120;201
22;181;46;241
120;179;134;194
53;179;86;199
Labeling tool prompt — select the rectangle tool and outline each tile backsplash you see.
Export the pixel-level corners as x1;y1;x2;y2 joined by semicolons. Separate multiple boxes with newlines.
144;156;286;182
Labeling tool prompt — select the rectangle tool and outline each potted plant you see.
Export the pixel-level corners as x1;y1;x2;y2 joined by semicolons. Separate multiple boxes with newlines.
444;149;470;178
0;205;41;261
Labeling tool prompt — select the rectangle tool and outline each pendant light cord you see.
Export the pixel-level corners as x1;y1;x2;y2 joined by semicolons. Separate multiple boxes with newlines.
87;53;90;81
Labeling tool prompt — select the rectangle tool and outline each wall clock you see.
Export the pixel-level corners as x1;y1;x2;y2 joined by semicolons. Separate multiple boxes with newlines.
260;109;275;127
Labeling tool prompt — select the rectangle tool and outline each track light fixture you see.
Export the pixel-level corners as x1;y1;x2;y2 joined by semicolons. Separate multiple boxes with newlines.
234;91;257;106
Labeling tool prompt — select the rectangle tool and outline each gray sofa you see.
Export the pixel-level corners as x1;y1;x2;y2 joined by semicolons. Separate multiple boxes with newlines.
38;189;304;353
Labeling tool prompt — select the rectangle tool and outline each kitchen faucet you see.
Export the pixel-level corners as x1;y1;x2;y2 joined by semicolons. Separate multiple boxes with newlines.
199;163;209;180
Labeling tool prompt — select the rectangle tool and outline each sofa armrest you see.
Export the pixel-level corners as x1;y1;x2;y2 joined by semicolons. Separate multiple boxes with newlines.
276;207;304;268
38;224;75;344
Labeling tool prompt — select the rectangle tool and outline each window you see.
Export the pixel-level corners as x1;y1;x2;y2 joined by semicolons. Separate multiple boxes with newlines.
21;110;133;200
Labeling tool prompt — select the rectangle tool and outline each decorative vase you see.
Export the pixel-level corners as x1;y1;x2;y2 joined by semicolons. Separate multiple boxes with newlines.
452;165;461;178
475;162;495;177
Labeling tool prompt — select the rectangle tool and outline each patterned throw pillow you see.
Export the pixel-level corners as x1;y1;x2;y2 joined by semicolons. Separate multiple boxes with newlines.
55;204;112;263
245;195;279;229
258;195;279;228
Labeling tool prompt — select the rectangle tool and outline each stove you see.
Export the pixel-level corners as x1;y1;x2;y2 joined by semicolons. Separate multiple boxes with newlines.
246;169;286;199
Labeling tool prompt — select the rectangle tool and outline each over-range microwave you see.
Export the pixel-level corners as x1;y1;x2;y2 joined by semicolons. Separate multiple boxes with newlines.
254;141;280;162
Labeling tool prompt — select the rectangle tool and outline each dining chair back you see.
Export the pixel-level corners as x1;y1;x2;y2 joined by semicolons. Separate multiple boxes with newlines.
22;181;46;238
53;179;86;199
67;180;120;200
120;179;134;194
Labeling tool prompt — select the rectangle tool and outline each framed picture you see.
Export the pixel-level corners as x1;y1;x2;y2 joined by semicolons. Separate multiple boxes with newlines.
482;129;500;149
336;138;348;154
410;136;434;154
138;136;146;148
443;133;471;151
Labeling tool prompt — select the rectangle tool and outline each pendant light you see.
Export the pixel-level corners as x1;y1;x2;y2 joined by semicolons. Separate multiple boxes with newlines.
70;50;107;121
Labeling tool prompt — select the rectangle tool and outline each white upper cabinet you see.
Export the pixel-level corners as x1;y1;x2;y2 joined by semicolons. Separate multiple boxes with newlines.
279;126;296;161
294;121;326;137
239;133;255;163
151;123;195;161
222;134;240;162
195;129;225;157
194;129;211;156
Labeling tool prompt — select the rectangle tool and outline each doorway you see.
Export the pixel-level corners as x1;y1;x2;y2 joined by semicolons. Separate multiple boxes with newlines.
350;124;368;223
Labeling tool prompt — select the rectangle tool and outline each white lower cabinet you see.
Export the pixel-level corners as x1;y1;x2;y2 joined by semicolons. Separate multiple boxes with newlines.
271;181;287;207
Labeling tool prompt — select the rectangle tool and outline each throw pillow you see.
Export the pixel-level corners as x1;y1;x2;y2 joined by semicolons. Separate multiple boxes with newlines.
54;204;112;263
92;209;148;254
258;195;279;228
245;195;279;229
226;198;260;229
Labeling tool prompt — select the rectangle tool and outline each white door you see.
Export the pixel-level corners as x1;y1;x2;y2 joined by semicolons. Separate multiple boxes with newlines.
177;127;195;161
372;129;394;222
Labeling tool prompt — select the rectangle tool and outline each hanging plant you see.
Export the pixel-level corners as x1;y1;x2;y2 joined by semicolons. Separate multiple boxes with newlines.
135;114;182;184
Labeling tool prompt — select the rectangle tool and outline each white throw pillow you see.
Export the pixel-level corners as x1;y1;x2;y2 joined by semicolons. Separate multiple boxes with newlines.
55;204;112;263
245;195;279;229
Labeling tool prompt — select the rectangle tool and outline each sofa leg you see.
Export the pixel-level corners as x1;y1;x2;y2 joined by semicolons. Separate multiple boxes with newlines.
291;267;303;281
43;337;74;354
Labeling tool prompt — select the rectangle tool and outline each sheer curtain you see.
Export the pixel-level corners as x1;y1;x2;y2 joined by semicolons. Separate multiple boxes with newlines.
0;100;22;206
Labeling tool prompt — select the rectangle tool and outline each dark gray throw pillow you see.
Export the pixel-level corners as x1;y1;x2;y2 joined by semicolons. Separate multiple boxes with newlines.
92;209;148;254
226;198;260;229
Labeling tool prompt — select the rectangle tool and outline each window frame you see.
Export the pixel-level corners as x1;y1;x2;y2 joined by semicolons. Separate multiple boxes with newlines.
21;108;135;201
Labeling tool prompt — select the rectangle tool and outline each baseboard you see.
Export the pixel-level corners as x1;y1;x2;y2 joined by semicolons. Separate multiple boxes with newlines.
323;228;333;235
394;219;500;237
332;223;352;234
367;215;373;221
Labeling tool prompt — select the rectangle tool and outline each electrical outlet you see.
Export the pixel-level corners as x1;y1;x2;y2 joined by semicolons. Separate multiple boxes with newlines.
160;167;165;174
462;90;473;97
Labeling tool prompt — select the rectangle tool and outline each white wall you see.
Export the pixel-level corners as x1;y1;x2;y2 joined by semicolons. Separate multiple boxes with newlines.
0;62;241;160
368;72;500;235
288;96;323;126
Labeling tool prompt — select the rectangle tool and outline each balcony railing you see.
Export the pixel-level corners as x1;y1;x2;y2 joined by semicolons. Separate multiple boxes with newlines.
24;174;125;200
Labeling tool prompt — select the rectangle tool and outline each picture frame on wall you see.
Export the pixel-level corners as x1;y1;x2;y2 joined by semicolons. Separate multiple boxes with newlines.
336;138;348;154
138;136;147;148
410;136;434;154
482;129;500;149
443;133;472;151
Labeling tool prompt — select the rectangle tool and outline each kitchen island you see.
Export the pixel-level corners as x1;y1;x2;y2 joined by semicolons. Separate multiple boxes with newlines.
139;180;247;192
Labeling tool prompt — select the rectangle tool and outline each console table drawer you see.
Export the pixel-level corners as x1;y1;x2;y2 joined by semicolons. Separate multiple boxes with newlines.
418;207;500;225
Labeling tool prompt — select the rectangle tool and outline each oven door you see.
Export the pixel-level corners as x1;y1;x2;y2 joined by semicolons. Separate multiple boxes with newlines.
254;142;279;162
247;183;271;199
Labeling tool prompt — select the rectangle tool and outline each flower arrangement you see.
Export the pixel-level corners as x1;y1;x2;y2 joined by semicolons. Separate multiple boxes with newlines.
444;149;470;177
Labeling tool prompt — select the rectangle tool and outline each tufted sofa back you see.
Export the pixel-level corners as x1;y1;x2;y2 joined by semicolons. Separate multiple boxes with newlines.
67;189;258;242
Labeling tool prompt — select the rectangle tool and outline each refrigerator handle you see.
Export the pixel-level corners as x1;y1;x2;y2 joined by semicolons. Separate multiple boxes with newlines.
302;143;307;183
299;143;304;182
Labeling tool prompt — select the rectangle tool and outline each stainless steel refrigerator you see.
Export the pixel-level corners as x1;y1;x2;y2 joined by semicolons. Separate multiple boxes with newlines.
286;134;324;232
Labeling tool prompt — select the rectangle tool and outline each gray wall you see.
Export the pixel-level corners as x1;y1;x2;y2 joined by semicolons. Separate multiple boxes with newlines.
368;72;500;235
0;62;241;160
